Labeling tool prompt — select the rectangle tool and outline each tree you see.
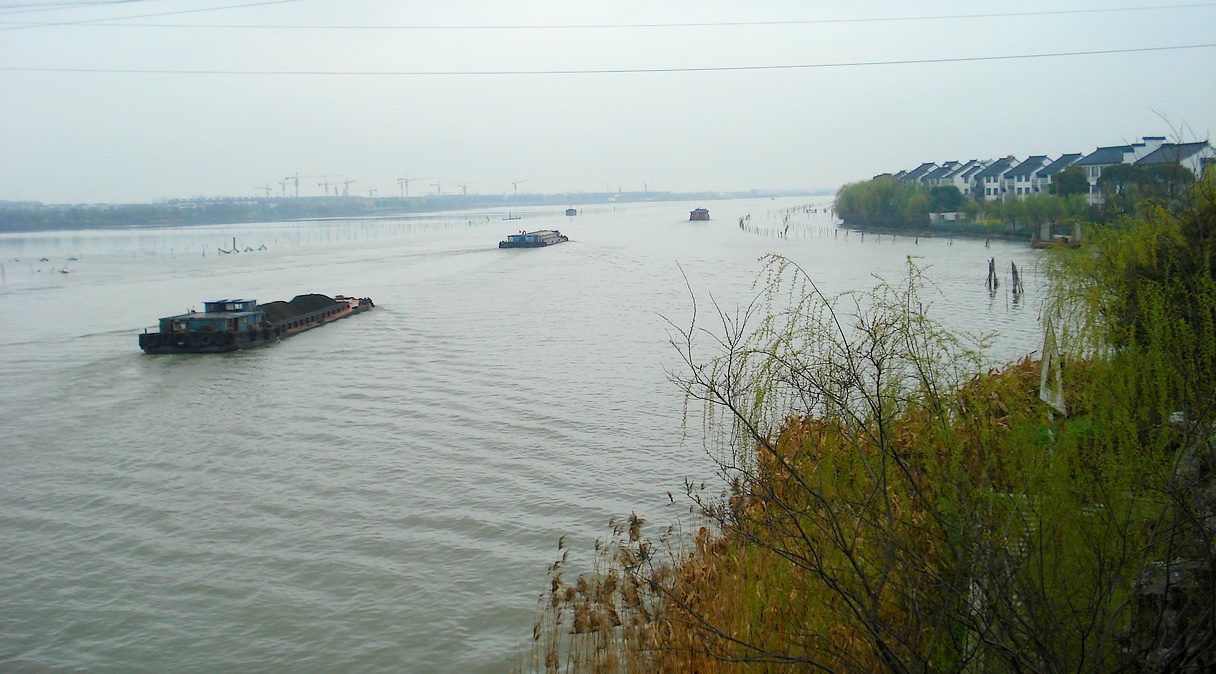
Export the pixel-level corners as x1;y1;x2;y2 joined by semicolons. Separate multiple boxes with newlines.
655;256;1203;672
1095;163;1149;198
1095;163;1199;216
1049;164;1089;197
1044;174;1216;667
1144;163;1196;203
835;177;929;229
928;185;965;213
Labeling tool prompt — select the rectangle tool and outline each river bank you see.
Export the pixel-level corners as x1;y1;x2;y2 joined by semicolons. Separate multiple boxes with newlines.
523;178;1216;672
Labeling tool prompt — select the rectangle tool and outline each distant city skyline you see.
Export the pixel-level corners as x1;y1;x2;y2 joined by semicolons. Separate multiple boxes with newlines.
2;0;1214;204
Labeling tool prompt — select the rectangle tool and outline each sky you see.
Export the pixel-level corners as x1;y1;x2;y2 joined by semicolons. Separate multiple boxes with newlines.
1;0;1214;204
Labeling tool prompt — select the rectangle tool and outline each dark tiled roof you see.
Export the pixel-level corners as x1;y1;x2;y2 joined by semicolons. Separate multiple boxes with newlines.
1076;145;1133;166
1036;153;1082;177
923;162;960;181
1135;142;1213;165
958;161;989;180
1006;155;1050;178
902;162;938;182
945;159;978;177
975;157;1017;179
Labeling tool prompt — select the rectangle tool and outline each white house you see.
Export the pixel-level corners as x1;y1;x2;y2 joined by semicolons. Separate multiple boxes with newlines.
922;161;961;188
1075;137;1168;204
1132;136;1167;161
1004;155;1051;199
974;157;1020;202
1134;141;1216;178
1075;145;1135;203
1033;153;1082;195
952;160;990;198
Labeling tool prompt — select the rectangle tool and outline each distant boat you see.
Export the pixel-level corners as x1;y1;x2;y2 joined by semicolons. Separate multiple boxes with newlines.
499;230;569;248
690;208;710;221
565;208;577;216
504;213;522;221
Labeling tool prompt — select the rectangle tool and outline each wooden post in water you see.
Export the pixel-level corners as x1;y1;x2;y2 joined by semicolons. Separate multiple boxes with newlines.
986;257;999;292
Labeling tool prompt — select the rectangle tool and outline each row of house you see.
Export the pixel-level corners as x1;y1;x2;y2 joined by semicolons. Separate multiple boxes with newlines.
888;136;1215;204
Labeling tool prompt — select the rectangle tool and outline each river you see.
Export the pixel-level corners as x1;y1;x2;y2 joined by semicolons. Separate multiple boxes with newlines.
0;197;1042;671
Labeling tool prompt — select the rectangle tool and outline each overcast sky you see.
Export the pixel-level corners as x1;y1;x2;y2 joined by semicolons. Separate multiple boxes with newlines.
1;0;1214;204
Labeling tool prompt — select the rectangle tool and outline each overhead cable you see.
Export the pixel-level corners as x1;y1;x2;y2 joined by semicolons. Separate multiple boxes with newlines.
2;43;1213;76
0;0;299;27
0;1;147;17
2;2;1215;30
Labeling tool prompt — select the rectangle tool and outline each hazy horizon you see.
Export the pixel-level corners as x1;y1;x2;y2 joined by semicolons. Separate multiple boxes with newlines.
2;184;830;207
2;0;1214;204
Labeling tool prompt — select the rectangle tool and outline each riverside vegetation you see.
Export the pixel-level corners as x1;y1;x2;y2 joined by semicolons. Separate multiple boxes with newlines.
832;163;1197;239
521;174;1216;672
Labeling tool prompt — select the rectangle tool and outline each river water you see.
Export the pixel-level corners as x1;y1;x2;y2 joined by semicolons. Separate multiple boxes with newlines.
0;197;1043;671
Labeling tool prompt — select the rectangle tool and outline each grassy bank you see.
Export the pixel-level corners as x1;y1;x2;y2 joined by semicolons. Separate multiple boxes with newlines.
522;176;1216;672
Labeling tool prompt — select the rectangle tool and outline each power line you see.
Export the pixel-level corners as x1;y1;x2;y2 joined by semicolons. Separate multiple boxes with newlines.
2;2;1215;30
0;1;149;17
2;43;1212;76
0;0;300;28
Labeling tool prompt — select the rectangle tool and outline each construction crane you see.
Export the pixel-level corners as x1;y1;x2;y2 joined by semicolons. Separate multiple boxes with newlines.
288;173;340;197
512;178;529;196
254;184;272;198
456;183;469;195
342;178;357;197
368;187;378;198
397;176;436;198
279;180;290;198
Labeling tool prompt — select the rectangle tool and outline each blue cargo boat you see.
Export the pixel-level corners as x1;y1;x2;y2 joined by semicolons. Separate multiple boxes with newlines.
498;230;569;248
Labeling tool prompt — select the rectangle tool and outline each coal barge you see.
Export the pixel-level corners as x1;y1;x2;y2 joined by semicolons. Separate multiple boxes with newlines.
138;294;373;354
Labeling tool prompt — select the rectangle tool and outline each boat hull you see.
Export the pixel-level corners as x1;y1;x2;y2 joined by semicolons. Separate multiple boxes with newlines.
139;330;272;354
499;240;561;248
